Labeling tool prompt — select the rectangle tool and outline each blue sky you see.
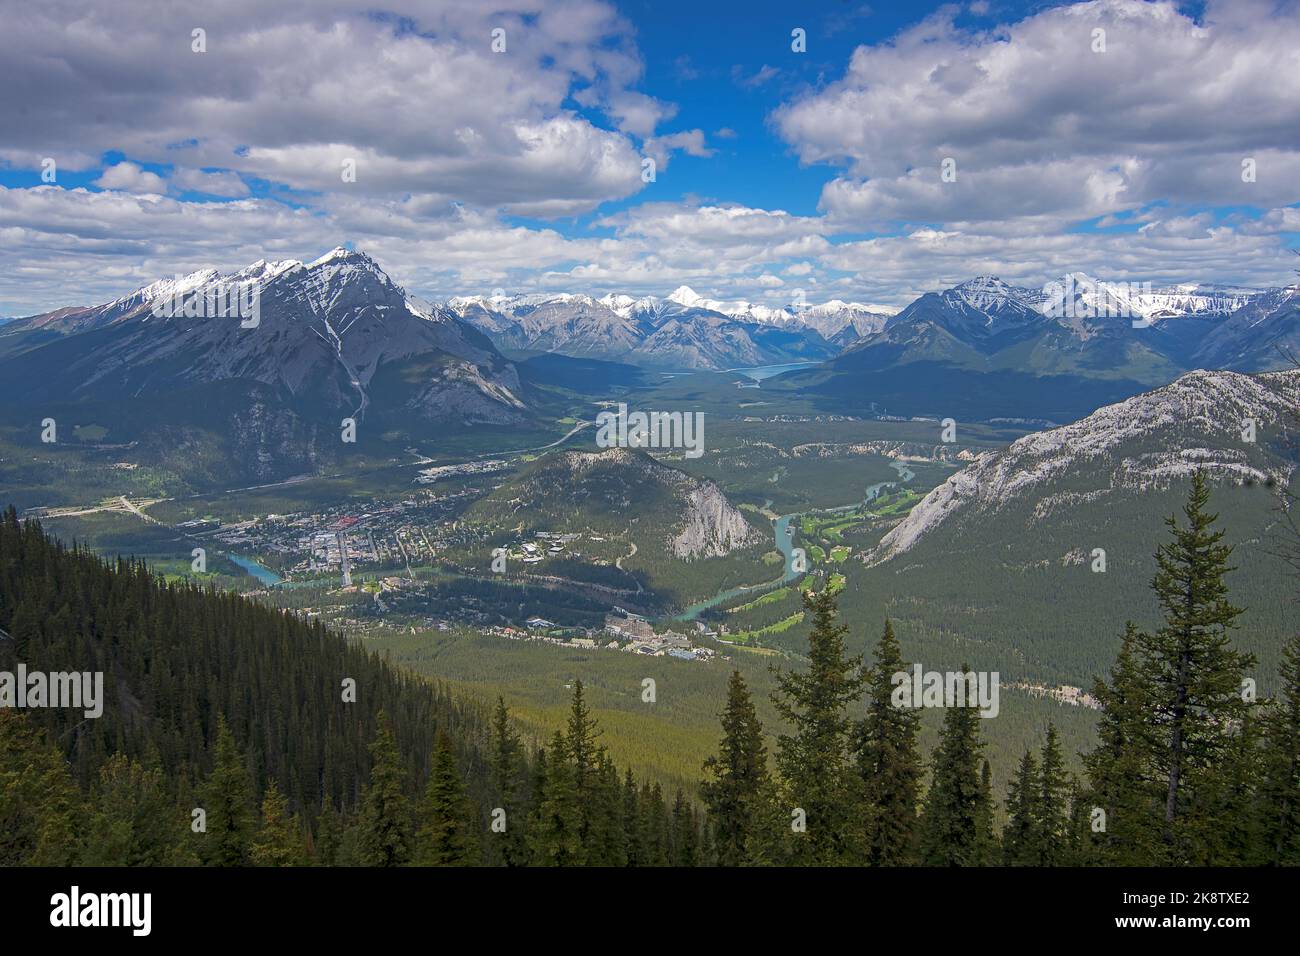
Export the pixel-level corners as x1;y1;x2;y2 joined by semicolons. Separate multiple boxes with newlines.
0;0;1297;315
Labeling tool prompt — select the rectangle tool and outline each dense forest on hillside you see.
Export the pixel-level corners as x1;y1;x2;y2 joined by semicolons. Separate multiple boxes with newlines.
2;473;1298;866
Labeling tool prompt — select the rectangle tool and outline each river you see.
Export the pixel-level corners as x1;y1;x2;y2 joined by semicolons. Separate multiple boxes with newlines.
227;553;284;586
673;460;916;622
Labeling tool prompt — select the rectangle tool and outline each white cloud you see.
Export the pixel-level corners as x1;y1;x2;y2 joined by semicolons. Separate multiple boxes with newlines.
775;0;1300;223
0;0;659;216
94;162;166;195
171;168;250;198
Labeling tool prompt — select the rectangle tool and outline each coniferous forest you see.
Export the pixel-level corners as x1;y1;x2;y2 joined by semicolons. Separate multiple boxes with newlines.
2;471;1298;867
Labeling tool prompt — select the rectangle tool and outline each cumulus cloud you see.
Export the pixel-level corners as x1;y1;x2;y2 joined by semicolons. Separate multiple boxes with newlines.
775;0;1300;223
94;162;167;195
171;168;250;198
642;130;715;167
0;0;657;214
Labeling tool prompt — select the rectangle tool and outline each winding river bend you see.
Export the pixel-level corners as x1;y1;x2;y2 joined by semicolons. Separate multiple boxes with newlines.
673;460;915;622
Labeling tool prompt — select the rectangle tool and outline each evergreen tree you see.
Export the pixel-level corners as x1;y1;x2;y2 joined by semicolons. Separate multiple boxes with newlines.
642;781;670;866
527;732;584;866
566;679;600;797
314;801;345;867
1034;724;1070;866
918;667;987;866
1259;632;1300;864
0;711;81;865
1002;749;1039;866
583;749;627;866
671;789;699;866
416;729;480;866
82;753;190;866
854;619;922;865
1189;709;1263;865
251;780;306;866
973;760;998;866
357;714;412;867
487;697;528;867
701;670;778;866
622;767;644;866
1080;624;1165;865
199;716;255;867
1139;472;1255;861
771;588;866;864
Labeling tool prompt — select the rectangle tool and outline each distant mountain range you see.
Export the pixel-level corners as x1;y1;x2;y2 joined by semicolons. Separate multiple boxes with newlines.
774;274;1299;423
3;252;1296;485
446;286;889;369
445;273;1299;404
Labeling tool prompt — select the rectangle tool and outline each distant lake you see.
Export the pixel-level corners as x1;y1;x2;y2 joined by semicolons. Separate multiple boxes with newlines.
730;362;818;381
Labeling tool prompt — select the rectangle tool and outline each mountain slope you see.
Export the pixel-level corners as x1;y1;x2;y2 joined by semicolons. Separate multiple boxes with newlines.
472;447;765;560
845;368;1299;686
1192;287;1300;372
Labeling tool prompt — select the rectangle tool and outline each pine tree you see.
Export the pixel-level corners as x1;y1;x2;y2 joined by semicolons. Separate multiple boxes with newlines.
854;619;921;865
415;729;480;866
671;789;699;866
1190;708;1263;865
918;667;987;866
357;714;412;867
642;781;670;866
82;753;190;866
314;801;345;867
973;760;998;866
1259;632;1300;864
566;679;600;797
701;670;778;866
199;715;255;867
1002;749;1039;866
0;711;81;865
251;780;306;866
1138;472;1255;861
622;767;644;866
771;588;866;864
583;749;627;866
527;732;584;866
564;679;602;848
487;697;528;867
1080;625;1163;864
1034;724;1070;865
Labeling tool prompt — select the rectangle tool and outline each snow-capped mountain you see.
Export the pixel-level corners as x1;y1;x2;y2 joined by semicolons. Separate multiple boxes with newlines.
769;271;1296;424
447;286;845;369
869;368;1300;565
6;248;523;421
0;250;527;482
1191;286;1300;371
